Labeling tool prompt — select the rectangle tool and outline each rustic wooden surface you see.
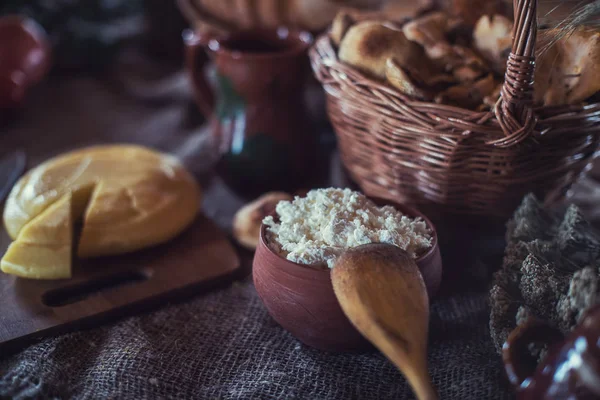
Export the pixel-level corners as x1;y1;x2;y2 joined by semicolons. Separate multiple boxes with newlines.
0;213;241;353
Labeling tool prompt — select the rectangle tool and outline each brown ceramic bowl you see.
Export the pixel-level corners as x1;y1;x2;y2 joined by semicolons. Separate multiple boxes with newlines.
252;199;442;352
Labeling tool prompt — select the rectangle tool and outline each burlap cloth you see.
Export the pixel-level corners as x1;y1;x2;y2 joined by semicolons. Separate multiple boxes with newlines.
1;52;599;400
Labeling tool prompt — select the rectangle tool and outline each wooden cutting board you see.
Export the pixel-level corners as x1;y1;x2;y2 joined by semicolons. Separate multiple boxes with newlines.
0;214;240;354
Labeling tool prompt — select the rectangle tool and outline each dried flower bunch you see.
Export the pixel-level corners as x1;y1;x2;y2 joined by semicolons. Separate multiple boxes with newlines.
332;0;600;110
490;194;600;354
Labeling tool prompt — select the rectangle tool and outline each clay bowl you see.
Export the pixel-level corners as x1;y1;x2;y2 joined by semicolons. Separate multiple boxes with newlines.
252;199;442;352
0;16;52;109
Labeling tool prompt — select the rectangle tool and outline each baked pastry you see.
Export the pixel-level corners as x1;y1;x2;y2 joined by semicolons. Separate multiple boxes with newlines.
339;21;425;79
2;145;201;279
385;58;432;100
402;11;461;52
330;4;415;45
473;15;512;72
435;73;498;109
331;11;356;46
535;27;600;106
233;192;293;250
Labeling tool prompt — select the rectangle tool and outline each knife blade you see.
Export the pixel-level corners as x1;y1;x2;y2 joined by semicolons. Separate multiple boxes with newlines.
0;150;26;203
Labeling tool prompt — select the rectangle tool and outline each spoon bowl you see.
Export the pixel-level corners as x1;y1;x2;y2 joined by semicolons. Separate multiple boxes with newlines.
332;243;438;400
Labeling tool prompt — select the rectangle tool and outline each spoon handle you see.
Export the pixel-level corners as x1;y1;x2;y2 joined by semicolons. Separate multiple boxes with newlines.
397;356;438;400
369;312;438;400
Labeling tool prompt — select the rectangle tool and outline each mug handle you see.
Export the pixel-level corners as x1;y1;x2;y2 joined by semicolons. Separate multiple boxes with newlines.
183;29;215;119
502;319;565;388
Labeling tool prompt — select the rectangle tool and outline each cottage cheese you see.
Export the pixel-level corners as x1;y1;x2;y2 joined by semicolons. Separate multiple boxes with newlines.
263;188;432;268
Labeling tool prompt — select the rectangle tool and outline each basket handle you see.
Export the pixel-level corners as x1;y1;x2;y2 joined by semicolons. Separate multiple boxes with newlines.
491;0;538;147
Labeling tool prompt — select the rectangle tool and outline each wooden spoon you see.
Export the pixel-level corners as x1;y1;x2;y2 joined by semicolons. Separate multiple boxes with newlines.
331;243;438;400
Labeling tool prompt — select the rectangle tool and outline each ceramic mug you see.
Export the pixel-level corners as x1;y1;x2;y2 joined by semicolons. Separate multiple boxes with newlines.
503;305;600;399
183;27;316;197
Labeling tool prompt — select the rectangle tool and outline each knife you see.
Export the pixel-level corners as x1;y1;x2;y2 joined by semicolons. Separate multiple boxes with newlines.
0;150;26;203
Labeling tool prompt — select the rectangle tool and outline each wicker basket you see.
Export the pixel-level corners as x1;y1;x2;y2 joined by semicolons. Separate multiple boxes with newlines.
310;0;600;218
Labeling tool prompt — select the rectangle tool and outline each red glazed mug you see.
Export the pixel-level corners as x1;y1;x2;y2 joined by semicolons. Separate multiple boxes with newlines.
183;27;316;198
503;305;600;399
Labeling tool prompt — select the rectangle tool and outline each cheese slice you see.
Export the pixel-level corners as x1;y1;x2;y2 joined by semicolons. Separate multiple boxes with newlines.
2;145;201;279
1;192;73;279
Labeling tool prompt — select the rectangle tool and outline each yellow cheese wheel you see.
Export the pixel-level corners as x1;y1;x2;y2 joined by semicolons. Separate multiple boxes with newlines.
2;192;72;279
2;145;201;279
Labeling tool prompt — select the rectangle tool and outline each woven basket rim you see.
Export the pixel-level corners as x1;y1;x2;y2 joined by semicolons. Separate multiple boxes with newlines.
314;34;501;116
313;33;600;113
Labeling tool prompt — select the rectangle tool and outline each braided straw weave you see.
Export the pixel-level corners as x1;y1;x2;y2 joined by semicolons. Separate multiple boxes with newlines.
310;0;600;217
